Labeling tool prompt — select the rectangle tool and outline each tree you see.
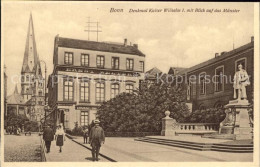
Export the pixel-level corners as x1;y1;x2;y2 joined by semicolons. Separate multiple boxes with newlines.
97;80;190;133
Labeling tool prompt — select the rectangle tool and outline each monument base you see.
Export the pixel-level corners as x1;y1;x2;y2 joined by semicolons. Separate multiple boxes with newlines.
221;99;252;140
161;130;175;136
220;126;234;134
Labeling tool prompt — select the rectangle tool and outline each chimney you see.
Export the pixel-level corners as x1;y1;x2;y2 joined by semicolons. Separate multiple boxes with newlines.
124;38;127;46
133;44;138;49
215;53;219;58
251;36;254;43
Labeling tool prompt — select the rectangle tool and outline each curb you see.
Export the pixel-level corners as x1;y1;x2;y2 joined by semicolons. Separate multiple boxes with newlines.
66;134;116;162
40;137;47;161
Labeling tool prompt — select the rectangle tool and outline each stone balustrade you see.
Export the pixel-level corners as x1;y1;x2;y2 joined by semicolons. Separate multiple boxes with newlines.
161;111;219;136
175;123;219;131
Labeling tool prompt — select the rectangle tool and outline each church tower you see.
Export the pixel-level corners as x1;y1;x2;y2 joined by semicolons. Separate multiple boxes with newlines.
21;13;45;122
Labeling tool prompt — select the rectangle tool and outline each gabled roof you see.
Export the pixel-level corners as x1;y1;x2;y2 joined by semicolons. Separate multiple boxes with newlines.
145;67;162;80
55;36;145;57
168;67;187;75
177;41;254;75
7;85;25;105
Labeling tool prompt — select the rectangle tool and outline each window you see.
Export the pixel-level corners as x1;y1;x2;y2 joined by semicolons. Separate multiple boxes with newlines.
126;84;134;93
96;82;105;102
81;54;89;66
64;79;74;101
111;83;120;98
126;59;134;70
140;61;144;72
80;80;89;102
97;55;105;68
26;75;29;82
64;52;73;65
80;111;89;126
39;90;43;96
112;57;119;69
199;73;206;95
215;66;224;92
187;79;191;100
235;58;247;72
38;101;42;105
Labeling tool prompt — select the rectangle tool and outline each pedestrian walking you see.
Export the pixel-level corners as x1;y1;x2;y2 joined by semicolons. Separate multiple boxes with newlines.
55;124;65;153
82;126;88;144
43;124;54;153
89;120;105;161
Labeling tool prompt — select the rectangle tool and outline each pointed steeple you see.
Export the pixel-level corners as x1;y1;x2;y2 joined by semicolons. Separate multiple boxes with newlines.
21;13;39;73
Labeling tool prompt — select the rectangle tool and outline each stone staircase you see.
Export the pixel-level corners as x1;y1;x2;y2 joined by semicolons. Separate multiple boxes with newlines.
135;137;253;153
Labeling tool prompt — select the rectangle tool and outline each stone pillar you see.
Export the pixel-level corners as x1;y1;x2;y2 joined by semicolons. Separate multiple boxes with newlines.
226;99;252;140
161;111;175;136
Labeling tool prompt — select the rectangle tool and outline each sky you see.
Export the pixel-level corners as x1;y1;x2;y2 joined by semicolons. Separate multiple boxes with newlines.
2;2;254;95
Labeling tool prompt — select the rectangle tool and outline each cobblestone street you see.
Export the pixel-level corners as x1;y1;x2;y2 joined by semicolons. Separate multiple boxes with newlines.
4;134;41;162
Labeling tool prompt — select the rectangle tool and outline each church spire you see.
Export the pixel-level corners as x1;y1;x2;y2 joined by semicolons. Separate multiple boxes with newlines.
21;13;39;73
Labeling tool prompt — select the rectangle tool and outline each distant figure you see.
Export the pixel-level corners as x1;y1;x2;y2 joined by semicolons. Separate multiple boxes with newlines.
55;124;65;153
43;124;54;153
89;120;105;161
82;126;89;144
233;64;250;100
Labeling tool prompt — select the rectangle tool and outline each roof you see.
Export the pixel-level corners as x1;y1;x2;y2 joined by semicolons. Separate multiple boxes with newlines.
177;41;254;75
55;36;145;57
168;67;187;75
7;85;25;105
145;67;163;79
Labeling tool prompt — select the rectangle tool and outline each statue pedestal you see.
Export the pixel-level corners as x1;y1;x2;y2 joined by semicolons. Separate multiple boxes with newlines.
161;111;175;136
225;100;252;140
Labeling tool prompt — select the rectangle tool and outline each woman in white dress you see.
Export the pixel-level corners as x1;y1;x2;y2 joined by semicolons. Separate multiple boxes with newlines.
55;124;65;153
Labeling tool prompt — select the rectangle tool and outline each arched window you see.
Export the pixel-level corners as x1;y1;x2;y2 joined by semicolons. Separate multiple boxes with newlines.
199;104;206;110
111;83;120;98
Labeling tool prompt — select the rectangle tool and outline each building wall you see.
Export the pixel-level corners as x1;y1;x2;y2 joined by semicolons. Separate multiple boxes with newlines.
56;71;140;103
49;43;145;130
185;44;254;110
57;47;145;72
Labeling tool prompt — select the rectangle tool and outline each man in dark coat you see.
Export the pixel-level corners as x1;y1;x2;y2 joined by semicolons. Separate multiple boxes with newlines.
89;120;105;161
43;124;54;153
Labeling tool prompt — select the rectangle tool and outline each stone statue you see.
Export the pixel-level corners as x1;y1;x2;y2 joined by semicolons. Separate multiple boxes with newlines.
233;64;250;100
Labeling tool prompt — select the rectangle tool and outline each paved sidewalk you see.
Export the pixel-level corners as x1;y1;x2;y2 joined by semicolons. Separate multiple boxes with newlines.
45;136;108;162
73;137;253;162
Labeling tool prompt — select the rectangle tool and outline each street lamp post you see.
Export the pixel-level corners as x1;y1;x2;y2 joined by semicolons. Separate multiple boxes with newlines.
40;60;47;125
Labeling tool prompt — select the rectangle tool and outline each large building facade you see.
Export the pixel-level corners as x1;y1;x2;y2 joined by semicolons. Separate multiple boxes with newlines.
48;36;145;130
20;14;45;122
173;37;254;111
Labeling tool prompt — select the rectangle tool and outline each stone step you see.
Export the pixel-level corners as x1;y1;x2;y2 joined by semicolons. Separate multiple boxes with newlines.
135;137;209;148
135;137;253;153
135;138;209;151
